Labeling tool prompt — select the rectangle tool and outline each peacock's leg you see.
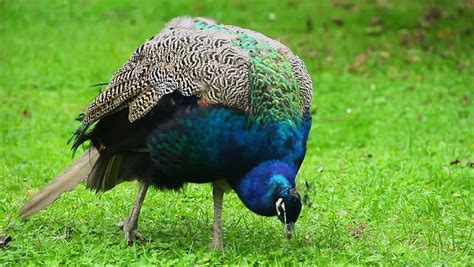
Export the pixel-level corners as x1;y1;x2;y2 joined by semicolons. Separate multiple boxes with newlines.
209;182;224;250
117;181;149;245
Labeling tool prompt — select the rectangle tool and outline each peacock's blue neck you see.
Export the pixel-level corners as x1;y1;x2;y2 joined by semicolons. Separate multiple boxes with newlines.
231;160;296;216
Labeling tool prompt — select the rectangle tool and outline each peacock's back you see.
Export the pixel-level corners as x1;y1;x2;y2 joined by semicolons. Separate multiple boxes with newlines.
83;16;313;126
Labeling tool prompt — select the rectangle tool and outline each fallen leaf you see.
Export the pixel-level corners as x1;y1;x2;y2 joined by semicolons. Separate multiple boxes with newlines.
376;0;391;9
331;16;344;26
462;95;470;106
458;62;468;72
305;49;318;58
52;234;67;240
399;29;426;48
371;16;383;25
348;222;368;238
365;25;383;36
404;54;421;64
27;189;36;197
331;0;355;11
22;109;31;118
326;56;334;64
348;49;371;72
424;7;442;22
377;51;391;59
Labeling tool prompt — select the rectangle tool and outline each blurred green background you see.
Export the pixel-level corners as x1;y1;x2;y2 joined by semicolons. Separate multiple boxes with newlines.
0;0;473;265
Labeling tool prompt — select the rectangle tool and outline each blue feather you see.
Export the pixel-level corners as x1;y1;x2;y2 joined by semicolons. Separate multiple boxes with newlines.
147;105;311;216
232;160;296;216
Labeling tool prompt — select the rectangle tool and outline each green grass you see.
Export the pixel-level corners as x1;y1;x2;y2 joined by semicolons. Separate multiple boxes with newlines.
1;0;473;265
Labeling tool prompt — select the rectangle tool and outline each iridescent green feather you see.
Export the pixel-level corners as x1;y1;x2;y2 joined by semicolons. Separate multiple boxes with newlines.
193;21;302;124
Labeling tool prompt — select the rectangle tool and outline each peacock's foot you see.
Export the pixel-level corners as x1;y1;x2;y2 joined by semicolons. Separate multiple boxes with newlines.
208;239;223;251
208;230;223;251
117;220;141;245
117;182;149;246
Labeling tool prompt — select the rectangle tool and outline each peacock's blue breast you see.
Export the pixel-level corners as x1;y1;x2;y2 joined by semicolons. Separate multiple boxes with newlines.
147;105;310;186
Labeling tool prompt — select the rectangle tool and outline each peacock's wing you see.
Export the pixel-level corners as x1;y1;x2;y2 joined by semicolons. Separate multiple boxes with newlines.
82;16;312;126
83;17;247;125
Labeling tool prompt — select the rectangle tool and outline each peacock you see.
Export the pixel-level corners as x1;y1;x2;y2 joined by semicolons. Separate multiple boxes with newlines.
20;16;313;249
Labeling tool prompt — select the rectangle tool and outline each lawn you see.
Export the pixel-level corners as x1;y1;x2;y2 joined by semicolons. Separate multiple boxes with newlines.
0;0;473;265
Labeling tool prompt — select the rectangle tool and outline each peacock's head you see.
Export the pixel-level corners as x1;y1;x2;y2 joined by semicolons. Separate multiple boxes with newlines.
233;160;303;240
275;187;302;239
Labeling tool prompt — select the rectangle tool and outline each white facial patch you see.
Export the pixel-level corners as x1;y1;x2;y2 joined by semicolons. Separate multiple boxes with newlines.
275;198;287;223
275;198;283;216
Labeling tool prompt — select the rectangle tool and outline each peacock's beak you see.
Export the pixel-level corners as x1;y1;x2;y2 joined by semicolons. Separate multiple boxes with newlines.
285;222;294;239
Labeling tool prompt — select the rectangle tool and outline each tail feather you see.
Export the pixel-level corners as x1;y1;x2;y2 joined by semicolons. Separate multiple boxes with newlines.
87;151;150;192
20;148;99;218
87;153;124;192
